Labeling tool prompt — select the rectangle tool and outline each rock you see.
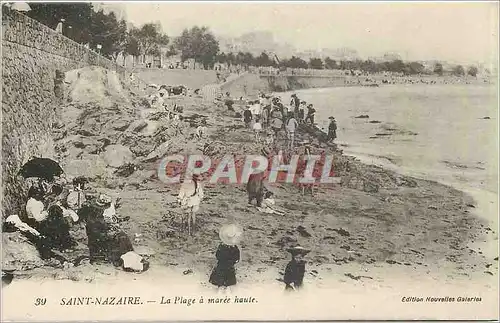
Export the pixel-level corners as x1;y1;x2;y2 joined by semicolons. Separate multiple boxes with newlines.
363;180;379;193
101;144;134;168
139;120;159;136
275;236;297;247
113;120;130;131
114;163;137;177
296;225;312;238
131;120;148;133
333;228;350;237
345;273;373;280
64;156;108;178
428;205;438;210
482;117;491;120
143;141;171;161
2;232;44;271
355;115;370;119
368;120;381;124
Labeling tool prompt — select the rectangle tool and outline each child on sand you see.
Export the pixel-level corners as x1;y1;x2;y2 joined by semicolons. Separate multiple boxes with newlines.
209;224;243;293
256;191;285;215
283;245;310;291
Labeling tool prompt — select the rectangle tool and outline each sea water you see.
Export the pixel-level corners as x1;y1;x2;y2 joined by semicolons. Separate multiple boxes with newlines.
277;84;498;198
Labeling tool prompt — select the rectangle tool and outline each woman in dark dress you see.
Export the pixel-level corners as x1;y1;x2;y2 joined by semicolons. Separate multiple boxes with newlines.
209;224;243;291
284;246;310;291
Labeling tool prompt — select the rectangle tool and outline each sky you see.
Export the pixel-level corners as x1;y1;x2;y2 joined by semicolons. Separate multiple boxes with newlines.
99;1;498;65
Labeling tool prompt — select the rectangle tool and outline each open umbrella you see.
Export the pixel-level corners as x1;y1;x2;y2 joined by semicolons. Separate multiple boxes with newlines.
18;157;64;181
9;2;31;12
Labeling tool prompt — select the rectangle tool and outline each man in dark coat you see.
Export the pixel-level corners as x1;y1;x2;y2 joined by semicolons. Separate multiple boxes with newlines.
327;117;337;142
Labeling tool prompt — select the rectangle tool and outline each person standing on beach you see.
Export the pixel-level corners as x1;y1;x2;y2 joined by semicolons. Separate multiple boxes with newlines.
283;245;310;291
327;117;337;142
291;94;300;115
298;101;306;123
286;113;299;149
261;105;269;128
209;224;243;293
243;106;253;128
253;117;262;142
305;104;316;125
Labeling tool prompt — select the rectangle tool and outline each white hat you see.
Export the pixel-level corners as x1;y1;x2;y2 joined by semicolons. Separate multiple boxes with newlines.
219;223;243;246
96;194;112;207
286;245;311;255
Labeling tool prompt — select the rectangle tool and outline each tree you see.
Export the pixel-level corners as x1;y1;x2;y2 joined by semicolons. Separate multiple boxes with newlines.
452;65;465;76
128;23;169;57
309;58;324;69
387;60;406;73
242;52;255;66
166;45;178;57
90;10;127;60
281;56;308;69
174;26;219;69
360;60;378;73
225;52;236;66
434;63;444;76
215;52;227;64
324;57;337;69
27;3;93;44
255;52;275;67
467;66;478;77
406;61;425;75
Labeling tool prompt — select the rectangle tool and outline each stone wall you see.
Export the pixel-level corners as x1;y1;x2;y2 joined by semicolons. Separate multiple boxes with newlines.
220;73;348;97
1;7;125;217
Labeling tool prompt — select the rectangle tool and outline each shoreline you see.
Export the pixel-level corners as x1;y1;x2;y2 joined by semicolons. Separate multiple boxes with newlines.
3;68;497;319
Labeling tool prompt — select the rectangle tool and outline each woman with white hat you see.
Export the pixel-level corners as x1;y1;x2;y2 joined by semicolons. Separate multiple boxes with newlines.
209;224;243;292
177;174;204;236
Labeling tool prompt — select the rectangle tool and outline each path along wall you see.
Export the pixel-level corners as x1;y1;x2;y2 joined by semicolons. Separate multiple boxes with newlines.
1;7;126;217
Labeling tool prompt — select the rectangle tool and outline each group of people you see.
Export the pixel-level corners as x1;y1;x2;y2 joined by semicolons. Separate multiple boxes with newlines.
208;222;310;293
238;92;337;148
4;164;149;274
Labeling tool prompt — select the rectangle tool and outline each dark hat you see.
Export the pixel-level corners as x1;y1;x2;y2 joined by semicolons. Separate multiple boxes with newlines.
286;245;311;255
328;116;336;120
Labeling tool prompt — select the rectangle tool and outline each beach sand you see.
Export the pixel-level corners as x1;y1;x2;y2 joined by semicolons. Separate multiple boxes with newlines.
2;68;498;320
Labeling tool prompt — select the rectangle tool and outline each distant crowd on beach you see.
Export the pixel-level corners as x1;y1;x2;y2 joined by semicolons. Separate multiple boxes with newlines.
221;91;338;150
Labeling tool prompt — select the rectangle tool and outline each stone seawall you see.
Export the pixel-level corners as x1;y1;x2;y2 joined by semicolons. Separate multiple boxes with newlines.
220;73;348;98
1;8;125;217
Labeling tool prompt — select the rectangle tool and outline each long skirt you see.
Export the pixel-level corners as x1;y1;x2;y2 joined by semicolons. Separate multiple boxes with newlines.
209;264;237;287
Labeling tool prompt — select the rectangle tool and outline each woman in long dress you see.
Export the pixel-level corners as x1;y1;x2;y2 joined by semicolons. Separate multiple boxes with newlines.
177;174;204;236
209;224;243;292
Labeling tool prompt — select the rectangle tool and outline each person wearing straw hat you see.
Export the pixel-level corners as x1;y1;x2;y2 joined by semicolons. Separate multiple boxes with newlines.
327;116;337;142
209;224;243;291
283;245;311;291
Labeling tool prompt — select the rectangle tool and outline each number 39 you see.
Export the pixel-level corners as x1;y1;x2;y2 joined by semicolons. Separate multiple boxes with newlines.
34;298;46;306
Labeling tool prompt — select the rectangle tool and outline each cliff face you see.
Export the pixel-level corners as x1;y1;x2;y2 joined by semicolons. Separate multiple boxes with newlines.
1;8;124;216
